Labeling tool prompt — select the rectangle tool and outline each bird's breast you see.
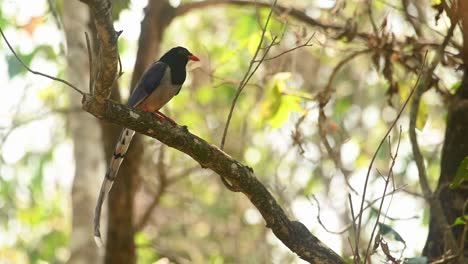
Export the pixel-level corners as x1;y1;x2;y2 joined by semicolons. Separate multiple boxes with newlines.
141;67;182;111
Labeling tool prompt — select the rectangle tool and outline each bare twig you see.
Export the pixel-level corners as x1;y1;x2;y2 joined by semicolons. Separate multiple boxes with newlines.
366;0;378;35
355;51;428;262
220;0;277;150
317;109;358;195
85;32;94;95
0;26;84;95
47;0;64;33
348;194;359;259
309;185;410;237
319;49;371;106
136;151;198;230
254;33;315;62
408;19;458;255
316;49;371;197
364;127;402;261
309;195;344;235
136;148;168;230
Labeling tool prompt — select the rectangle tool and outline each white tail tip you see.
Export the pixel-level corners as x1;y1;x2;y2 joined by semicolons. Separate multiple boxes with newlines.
94;235;104;247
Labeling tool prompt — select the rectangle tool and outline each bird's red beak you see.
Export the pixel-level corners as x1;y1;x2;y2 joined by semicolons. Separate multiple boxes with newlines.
188;55;200;61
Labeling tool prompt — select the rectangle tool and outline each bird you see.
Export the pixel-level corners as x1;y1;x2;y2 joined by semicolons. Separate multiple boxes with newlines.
93;46;200;246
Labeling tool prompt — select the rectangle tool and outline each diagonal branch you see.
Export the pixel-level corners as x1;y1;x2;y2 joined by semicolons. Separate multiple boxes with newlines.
82;94;345;263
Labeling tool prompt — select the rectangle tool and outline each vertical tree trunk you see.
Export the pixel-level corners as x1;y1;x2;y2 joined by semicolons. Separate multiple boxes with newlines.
63;1;104;263
130;0;174;88
100;2;175;262
423;71;468;260
424;2;468;259
100;86;142;264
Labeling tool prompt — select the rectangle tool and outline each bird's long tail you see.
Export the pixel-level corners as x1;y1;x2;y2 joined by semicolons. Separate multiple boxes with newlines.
94;128;135;246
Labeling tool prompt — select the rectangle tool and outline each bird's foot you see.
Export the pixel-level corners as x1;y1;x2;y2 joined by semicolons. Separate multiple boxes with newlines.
142;106;177;126
154;111;177;126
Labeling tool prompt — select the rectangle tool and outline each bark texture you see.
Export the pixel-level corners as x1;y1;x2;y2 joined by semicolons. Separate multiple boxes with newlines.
63;1;104;263
423;72;468;260
423;1;468;260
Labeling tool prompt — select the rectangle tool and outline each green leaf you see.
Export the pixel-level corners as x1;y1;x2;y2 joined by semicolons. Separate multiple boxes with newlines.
450;156;468;189
378;223;405;244
6;44;54;78
416;98;428;130
259;72;301;128
452;215;467;226
7;54;27;78
450;81;461;92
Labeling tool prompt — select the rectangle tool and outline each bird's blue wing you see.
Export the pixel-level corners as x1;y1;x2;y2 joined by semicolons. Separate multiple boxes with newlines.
127;61;168;107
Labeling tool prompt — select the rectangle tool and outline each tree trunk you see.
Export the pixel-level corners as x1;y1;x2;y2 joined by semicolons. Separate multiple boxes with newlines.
424;2;468;259
423;70;468;260
100;86;142;264
63;1;104;263
98;1;175;263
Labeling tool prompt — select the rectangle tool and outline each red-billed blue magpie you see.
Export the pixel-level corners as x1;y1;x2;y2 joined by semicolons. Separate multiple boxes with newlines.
94;47;200;246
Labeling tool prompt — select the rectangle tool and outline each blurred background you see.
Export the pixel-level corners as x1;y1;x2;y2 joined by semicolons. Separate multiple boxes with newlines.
0;0;464;263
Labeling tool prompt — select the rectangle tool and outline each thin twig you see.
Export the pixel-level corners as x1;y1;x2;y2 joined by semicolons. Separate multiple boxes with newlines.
0;26;84;95
309;195;344;235
254;33;315;62
408;19;458;254
136;147;168;230
364;127;402;261
355;51;428;261
367;0;378;35
136;153;199;230
319;49;371;106
348;194;359;260
85;32;94;95
318;109;358;195
310;185;409;236
220;0;277;150
316;49;372;197
47;0;63;31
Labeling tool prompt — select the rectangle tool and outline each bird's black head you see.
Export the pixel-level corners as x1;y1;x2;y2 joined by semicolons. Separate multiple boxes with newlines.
159;46;199;85
159;46;200;68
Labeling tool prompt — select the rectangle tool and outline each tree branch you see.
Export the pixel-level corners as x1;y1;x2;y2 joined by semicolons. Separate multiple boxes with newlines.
82;94;345;263
79;0;119;102
409;18;459;256
176;0;340;31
